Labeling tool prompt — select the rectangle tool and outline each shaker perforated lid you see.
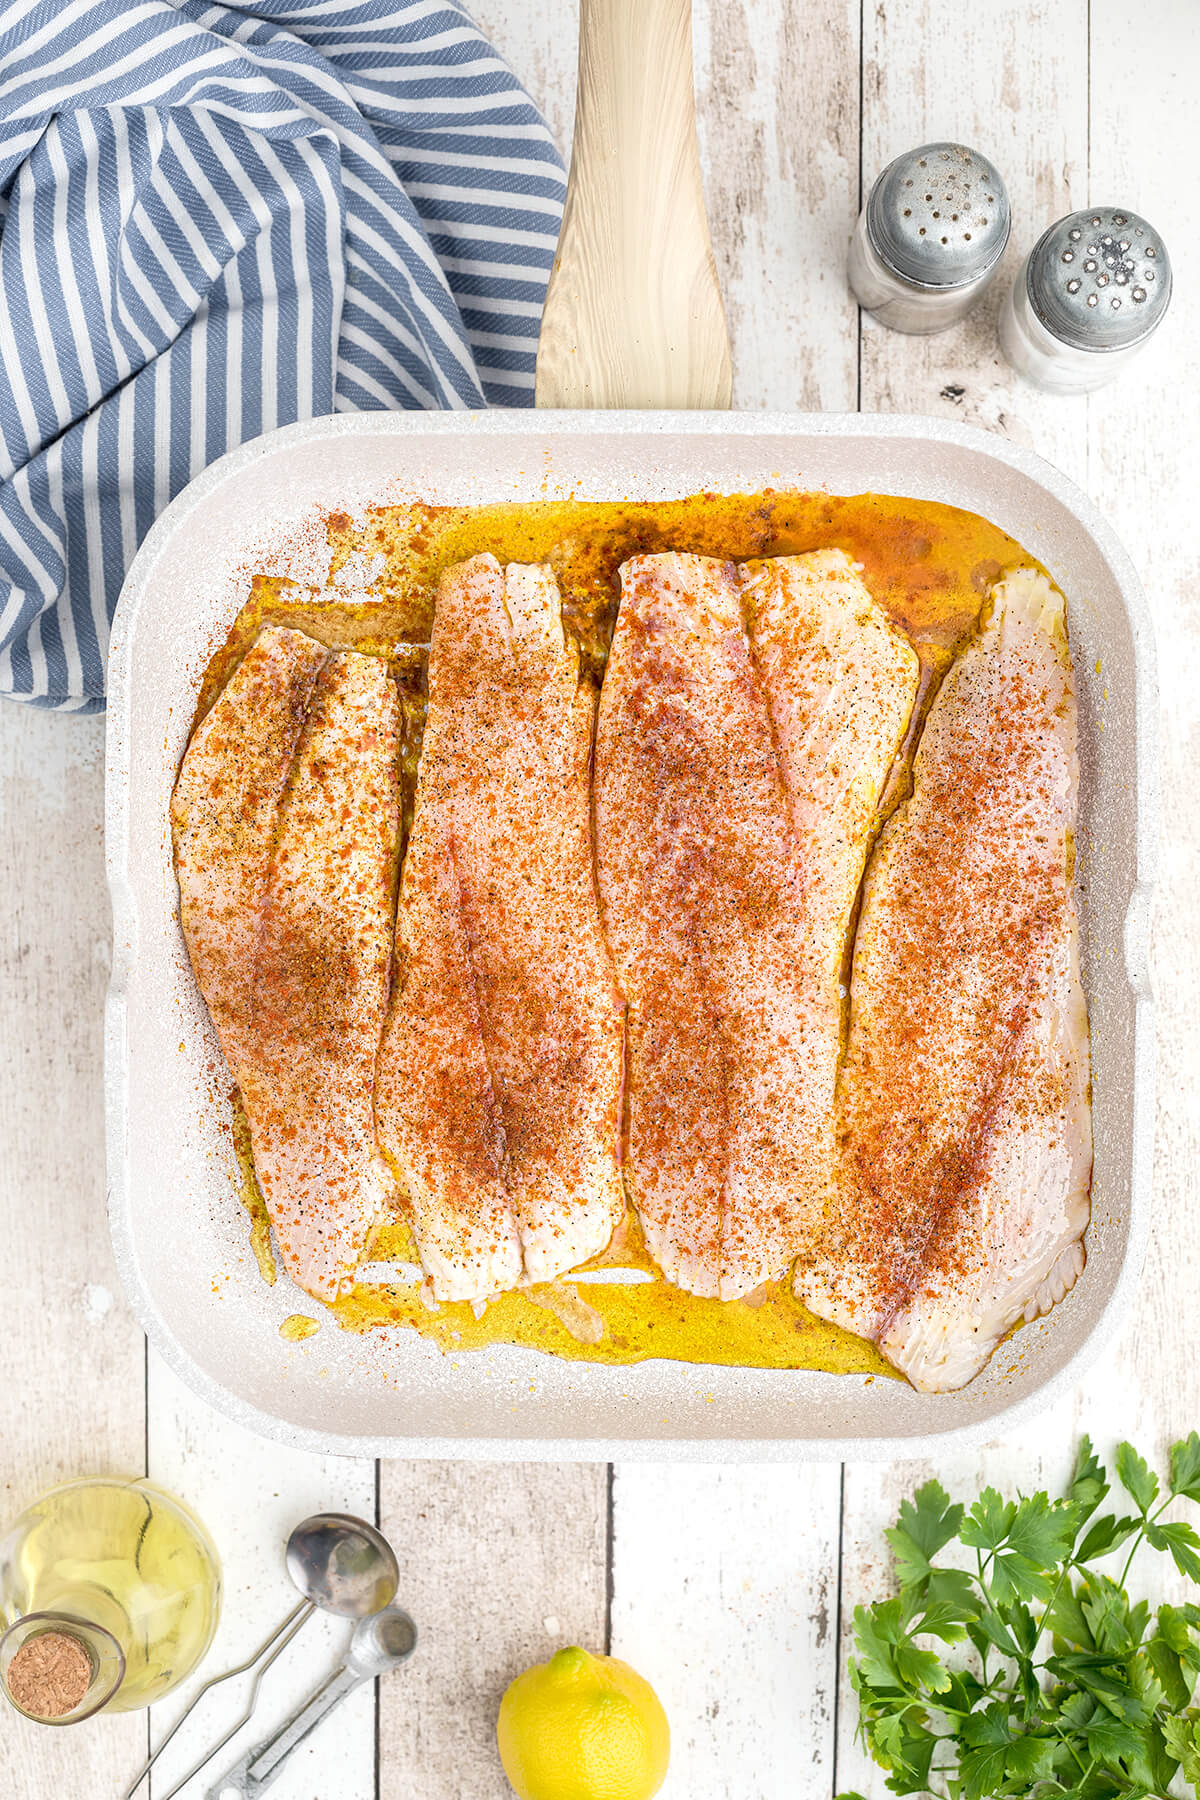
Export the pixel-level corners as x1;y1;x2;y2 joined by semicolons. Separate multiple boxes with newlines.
865;142;1011;289
1025;208;1172;351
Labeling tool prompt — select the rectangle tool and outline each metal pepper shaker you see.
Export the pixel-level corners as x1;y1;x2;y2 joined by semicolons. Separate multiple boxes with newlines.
999;207;1173;393
848;142;1011;334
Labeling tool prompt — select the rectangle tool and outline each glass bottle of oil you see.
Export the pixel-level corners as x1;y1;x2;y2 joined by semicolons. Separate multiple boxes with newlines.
0;1477;221;1724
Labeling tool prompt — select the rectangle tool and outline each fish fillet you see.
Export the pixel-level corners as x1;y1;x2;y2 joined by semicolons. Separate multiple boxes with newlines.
742;545;920;1163
376;553;624;1300
796;569;1092;1391
172;627;402;1301
595;551;914;1298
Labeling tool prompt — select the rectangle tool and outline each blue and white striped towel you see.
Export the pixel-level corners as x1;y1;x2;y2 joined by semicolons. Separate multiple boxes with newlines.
0;0;566;711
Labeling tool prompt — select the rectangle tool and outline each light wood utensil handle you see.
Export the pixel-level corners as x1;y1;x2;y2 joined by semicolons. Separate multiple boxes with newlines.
535;0;733;409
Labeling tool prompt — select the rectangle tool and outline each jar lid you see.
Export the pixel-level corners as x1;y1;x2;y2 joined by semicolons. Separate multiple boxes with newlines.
1025;208;1172;351
0;1612;124;1724
866;143;1011;289
5;1629;93;1719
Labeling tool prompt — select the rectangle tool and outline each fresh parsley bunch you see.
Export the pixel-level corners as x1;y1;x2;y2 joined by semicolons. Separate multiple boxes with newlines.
838;1435;1200;1800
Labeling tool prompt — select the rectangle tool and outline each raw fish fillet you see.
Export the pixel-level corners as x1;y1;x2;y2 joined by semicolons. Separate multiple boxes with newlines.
172;627;402;1301
595;551;916;1298
376;554;624;1300
742;545;920;1172
796;569;1092;1391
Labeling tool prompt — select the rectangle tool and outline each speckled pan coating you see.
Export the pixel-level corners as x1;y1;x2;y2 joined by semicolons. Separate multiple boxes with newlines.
104;411;1157;1462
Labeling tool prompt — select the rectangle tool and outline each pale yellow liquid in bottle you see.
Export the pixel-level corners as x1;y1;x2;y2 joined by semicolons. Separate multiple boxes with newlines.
0;1479;221;1709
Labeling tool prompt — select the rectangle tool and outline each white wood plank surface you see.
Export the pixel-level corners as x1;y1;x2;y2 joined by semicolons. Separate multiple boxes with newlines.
0;709;146;1792
611;1464;843;1800
1;3;1197;1797
693;0;861;412
377;1463;608;1799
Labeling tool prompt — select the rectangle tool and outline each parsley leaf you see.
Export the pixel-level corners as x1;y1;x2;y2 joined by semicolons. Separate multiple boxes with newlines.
1115;1442;1159;1515
1084;1712;1156;1786
1008;1493;1079;1571
886;1480;965;1588
909;1599;974;1644
1070;1435;1110;1522
1044;1580;1096;1650
960;1490;1072;1606
1173;1434;1200;1504
958;1704;1019;1800
1145;1519;1200;1583
894;1637;951;1695
960;1486;1013;1553
1075;1512;1141;1564
1165;1712;1200;1787
851;1600;908;1694
924;1567;979;1613
1146;1632;1193;1711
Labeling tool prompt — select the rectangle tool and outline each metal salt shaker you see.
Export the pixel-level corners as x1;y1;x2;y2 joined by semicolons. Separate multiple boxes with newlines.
848;142;1011;334
999;207;1173;393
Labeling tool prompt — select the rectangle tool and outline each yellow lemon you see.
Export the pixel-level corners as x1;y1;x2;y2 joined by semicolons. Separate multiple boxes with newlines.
497;1645;670;1800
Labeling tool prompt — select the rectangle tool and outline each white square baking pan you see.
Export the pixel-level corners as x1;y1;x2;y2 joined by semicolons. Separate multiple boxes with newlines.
105;410;1156;1461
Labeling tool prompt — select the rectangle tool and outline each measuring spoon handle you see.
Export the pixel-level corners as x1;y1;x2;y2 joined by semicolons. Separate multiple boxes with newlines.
206;1663;367;1800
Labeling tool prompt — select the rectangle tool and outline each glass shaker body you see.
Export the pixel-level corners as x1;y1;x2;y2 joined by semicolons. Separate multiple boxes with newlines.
998;209;1171;394
848;208;999;335
0;1476;221;1719
999;256;1154;393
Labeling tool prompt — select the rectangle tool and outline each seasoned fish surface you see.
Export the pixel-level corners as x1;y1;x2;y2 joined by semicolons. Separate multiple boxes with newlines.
172;628;402;1301
743;547;920;1200
377;554;624;1300
377;817;522;1301
797;570;1092;1392
596;552;913;1298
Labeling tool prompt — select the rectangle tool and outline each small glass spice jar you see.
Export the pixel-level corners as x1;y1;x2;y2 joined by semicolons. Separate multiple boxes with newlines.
999;207;1173;393
848;141;1011;334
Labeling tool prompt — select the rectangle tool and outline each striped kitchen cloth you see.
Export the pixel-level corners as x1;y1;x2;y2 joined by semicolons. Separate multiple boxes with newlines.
0;0;566;711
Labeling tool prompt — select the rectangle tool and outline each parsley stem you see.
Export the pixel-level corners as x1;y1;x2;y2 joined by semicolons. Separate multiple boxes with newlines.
1056;1732;1088;1777
1117;1523;1148;1594
1033;1561;1073;1658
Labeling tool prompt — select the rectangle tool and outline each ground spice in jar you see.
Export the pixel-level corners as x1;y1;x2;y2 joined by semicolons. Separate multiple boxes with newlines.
6;1630;92;1718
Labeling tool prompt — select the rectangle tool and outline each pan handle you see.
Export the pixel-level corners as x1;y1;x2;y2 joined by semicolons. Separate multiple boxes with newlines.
535;0;733;409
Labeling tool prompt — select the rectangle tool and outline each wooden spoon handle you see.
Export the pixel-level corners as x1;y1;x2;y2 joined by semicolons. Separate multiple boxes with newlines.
535;0;733;409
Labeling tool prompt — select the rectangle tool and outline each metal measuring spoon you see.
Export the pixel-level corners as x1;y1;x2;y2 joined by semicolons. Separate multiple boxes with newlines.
124;1513;399;1800
206;1605;417;1800
284;1513;399;1620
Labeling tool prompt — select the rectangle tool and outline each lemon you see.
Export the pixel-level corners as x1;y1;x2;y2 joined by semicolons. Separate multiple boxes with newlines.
497;1645;670;1800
